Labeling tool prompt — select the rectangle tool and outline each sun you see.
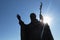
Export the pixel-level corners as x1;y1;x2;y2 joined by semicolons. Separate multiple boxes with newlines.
43;16;52;25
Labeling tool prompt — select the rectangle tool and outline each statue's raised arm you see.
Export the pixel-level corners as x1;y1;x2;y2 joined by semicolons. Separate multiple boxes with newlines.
17;14;26;27
17;14;27;40
17;14;21;21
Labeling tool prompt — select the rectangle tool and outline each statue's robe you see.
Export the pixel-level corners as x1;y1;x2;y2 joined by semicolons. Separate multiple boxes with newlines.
28;20;43;40
19;20;29;40
41;24;54;40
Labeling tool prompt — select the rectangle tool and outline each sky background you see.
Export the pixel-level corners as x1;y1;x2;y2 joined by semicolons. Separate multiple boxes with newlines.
0;0;60;40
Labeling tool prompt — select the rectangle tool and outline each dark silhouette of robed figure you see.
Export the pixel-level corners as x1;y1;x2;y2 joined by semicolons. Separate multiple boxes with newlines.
17;2;54;40
17;13;54;40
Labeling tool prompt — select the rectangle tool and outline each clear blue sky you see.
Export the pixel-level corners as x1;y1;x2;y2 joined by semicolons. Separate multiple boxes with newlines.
0;0;60;40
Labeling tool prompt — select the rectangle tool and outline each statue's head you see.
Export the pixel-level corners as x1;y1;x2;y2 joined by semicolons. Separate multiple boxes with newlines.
30;13;36;21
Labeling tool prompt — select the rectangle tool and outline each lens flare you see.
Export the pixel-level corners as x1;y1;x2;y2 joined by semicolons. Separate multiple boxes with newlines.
43;16;52;25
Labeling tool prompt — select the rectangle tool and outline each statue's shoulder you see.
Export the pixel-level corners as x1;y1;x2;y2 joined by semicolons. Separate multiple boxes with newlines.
44;23;50;29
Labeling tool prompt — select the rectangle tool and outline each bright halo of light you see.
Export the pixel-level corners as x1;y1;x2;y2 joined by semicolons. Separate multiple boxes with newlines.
43;16;52;25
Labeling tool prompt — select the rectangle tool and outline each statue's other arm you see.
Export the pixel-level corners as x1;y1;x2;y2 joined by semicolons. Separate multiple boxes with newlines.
17;14;27;30
17;14;27;40
17;14;25;26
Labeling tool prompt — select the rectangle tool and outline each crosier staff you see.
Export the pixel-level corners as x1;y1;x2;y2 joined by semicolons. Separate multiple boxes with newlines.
39;2;43;22
39;2;44;39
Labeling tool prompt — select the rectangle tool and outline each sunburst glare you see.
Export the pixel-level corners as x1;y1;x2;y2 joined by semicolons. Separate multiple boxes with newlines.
43;15;52;25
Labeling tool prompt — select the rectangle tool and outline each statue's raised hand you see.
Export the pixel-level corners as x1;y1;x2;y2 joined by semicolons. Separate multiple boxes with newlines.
17;14;21;21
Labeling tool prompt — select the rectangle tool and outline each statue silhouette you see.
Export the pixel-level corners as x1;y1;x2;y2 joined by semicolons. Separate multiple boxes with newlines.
17;2;54;40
